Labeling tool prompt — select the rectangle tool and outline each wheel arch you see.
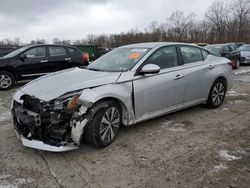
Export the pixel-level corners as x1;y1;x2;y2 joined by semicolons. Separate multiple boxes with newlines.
78;84;135;126
93;97;130;126
0;67;17;80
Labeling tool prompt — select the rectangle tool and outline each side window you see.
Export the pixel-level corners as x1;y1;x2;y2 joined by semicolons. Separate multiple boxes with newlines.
68;48;76;54
23;47;45;58
223;46;230;53
180;46;203;64
201;49;209;60
49;46;66;57
229;45;236;51
146;46;178;69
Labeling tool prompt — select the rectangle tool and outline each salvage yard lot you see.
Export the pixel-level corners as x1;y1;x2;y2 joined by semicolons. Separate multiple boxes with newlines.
0;66;250;188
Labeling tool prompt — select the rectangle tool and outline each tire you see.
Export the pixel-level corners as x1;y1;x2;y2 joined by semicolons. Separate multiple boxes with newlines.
236;59;240;69
0;71;15;91
84;101;121;148
206;78;227;108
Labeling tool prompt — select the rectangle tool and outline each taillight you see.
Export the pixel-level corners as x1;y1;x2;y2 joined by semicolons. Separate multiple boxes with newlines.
228;61;235;68
82;53;89;63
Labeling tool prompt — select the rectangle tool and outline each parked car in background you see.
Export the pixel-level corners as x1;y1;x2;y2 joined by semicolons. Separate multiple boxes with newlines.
239;44;250;64
231;42;246;48
0;46;17;57
192;43;209;47
11;42;234;152
206;43;241;69
0;44;89;90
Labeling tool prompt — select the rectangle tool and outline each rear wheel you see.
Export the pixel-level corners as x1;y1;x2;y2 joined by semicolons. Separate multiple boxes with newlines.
0;71;15;91
206;79;227;108
84;101;121;148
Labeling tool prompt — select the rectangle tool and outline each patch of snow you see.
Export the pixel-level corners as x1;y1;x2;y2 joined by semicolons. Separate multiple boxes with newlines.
0;111;11;122
168;127;186;132
229;100;245;104
222;107;230;112
234;70;250;75
219;150;241;161
0;174;33;188
227;90;248;97
209;164;228;175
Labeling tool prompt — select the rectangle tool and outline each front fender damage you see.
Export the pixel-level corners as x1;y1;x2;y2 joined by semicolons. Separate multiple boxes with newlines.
70;101;110;145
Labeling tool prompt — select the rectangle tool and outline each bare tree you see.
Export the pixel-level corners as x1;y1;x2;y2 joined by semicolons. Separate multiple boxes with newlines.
167;11;195;41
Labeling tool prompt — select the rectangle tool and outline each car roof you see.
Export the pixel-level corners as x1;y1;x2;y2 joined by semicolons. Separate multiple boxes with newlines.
23;44;76;48
119;42;202;49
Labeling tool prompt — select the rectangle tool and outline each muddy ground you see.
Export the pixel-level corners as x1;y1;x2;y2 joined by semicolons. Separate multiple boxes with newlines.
0;66;250;188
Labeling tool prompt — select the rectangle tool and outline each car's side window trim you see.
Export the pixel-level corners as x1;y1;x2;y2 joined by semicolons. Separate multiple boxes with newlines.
48;46;67;57
177;45;205;65
135;45;180;75
21;46;46;59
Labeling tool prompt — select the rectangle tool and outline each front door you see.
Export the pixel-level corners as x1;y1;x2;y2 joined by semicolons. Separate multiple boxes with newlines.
16;46;50;80
133;46;185;120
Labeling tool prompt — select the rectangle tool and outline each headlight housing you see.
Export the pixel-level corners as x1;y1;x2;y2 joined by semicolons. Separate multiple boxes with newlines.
52;90;83;111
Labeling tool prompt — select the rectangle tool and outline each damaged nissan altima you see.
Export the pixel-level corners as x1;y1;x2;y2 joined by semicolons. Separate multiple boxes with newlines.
11;42;234;152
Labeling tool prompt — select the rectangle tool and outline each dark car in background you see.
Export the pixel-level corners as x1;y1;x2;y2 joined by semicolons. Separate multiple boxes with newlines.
239;44;250;65
0;47;17;57
0;44;89;90
206;43;241;69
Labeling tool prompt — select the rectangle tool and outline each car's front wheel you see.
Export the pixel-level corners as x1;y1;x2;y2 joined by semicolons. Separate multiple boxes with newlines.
206;78;227;108
85;101;121;148
0;71;15;91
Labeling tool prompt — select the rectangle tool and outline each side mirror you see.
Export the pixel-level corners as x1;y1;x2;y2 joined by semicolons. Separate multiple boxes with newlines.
140;64;160;75
20;54;27;61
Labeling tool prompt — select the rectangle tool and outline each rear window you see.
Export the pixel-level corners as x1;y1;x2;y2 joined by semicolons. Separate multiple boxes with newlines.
68;47;76;54
49;46;66;57
180;46;203;64
206;45;222;55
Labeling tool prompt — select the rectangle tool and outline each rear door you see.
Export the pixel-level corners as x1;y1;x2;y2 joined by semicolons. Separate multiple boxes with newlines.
47;46;70;72
66;47;86;67
178;45;215;104
133;45;185;119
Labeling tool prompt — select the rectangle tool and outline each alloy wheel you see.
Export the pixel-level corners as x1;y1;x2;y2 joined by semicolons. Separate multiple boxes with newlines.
100;107;120;143
212;83;226;106
0;74;12;89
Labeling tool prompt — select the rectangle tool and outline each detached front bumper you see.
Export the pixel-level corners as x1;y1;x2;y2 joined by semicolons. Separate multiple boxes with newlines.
11;90;87;152
14;130;78;152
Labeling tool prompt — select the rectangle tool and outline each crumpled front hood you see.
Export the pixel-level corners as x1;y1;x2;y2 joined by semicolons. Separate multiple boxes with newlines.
21;68;121;101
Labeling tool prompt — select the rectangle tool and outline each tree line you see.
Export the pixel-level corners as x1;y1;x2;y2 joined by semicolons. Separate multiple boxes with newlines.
0;0;249;48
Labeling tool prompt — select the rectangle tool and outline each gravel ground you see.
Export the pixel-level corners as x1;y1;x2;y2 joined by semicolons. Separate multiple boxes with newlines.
0;66;250;188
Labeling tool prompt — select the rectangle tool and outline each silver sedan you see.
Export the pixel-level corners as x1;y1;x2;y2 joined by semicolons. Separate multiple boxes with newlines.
11;42;234;152
239;44;250;64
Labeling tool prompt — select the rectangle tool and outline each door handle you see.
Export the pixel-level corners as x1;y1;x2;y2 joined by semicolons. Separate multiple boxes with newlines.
174;75;184;80
208;65;215;69
40;60;48;63
65;58;72;61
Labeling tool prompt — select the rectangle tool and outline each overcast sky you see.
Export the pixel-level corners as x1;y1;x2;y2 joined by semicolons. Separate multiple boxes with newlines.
0;0;214;43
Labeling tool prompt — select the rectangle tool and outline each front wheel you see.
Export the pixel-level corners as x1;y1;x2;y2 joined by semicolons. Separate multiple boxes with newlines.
84;101;121;148
206;79;227;108
0;71;15;91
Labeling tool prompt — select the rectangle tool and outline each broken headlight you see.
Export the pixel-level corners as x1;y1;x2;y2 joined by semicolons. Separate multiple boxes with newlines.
52;90;83;111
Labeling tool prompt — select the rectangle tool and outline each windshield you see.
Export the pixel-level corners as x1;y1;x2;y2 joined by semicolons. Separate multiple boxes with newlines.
206;45;222;55
87;48;150;72
4;46;30;58
239;45;250;52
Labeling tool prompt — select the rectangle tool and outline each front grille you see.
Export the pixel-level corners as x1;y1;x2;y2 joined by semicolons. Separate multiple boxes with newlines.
12;95;73;146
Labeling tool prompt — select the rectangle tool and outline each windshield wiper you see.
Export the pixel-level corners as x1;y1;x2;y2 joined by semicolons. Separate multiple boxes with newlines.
87;67;102;71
